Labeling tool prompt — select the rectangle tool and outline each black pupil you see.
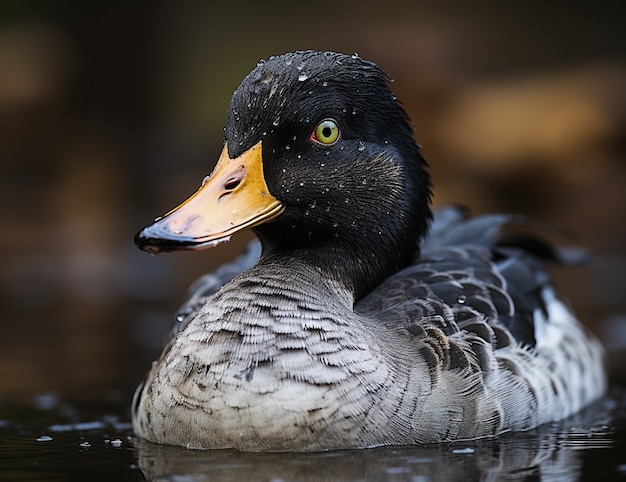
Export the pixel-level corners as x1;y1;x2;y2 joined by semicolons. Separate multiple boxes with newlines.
322;126;332;138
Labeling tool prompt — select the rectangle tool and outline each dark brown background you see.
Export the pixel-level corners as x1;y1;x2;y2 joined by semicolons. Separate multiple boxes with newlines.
1;1;624;404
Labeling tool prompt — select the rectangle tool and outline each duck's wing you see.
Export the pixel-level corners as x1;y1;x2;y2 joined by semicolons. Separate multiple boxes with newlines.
358;206;576;349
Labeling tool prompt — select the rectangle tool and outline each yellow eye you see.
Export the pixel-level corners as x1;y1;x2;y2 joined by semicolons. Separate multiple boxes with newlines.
313;119;340;145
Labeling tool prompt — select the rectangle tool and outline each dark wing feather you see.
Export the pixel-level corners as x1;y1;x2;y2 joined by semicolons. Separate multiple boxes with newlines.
360;206;573;349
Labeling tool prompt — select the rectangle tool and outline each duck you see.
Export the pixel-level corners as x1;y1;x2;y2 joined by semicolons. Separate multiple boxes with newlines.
132;50;607;451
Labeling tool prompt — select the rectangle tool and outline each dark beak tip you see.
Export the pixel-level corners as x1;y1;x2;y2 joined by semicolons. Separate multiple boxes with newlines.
134;221;204;254
134;226;162;254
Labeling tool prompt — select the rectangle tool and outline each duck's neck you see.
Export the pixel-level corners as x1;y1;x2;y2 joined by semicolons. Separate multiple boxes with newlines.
254;230;418;303
252;151;432;301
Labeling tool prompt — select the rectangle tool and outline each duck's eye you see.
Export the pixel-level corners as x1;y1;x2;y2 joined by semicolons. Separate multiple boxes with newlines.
312;119;340;145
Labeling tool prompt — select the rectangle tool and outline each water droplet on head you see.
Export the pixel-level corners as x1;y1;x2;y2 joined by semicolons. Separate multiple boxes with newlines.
457;295;467;304
272;118;280;126
357;141;365;151
298;73;309;81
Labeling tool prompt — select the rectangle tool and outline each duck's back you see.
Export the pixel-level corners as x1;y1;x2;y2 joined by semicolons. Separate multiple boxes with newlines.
356;207;606;435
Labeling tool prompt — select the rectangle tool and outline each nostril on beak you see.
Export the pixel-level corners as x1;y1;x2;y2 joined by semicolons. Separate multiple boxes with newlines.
224;177;241;191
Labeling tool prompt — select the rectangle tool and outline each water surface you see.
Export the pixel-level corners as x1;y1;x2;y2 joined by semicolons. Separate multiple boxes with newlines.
1;388;625;481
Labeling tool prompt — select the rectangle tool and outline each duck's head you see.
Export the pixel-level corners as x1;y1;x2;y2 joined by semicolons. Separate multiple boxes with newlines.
135;51;431;298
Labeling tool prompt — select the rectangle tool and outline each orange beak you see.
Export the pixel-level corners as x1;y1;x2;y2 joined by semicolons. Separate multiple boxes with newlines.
135;141;284;253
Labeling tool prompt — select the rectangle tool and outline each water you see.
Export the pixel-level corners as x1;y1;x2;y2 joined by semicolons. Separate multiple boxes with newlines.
1;388;625;481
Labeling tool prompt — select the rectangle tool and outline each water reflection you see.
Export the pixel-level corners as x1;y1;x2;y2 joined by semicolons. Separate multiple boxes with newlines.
135;440;571;481
133;390;626;482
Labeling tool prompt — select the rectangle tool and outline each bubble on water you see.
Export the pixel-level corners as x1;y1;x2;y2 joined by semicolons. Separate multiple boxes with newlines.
37;435;53;442
49;421;106;432
298;73;309;81
451;447;474;454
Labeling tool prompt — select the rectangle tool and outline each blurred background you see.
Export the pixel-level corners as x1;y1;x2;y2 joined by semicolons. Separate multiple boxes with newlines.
0;0;625;405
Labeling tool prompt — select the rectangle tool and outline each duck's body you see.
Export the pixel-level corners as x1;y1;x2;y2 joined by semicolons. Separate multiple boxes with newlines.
133;51;606;451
